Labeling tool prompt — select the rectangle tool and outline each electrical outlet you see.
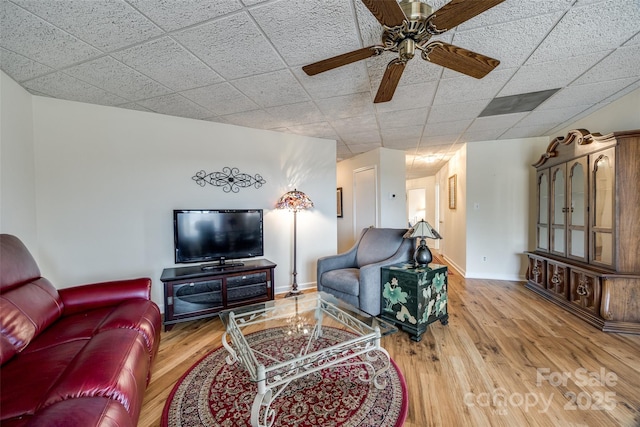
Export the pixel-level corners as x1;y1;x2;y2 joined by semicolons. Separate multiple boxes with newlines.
482;256;487;262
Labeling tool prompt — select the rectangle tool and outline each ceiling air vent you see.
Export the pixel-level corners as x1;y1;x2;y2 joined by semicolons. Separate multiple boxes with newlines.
479;88;560;117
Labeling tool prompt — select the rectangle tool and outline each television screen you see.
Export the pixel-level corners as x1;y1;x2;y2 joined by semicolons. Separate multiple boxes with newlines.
173;209;263;264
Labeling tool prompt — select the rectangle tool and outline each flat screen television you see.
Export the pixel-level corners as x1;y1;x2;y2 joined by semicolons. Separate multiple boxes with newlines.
173;209;263;266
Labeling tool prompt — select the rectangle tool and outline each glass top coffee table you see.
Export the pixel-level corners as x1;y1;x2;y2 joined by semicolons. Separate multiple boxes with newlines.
219;291;397;427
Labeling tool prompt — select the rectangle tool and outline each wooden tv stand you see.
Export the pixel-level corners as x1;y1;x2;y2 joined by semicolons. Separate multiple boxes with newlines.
160;259;276;331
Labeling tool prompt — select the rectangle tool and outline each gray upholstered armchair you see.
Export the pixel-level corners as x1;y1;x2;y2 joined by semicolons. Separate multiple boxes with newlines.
317;227;413;316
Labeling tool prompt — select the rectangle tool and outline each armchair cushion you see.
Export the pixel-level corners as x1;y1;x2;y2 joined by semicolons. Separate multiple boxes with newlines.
317;227;412;315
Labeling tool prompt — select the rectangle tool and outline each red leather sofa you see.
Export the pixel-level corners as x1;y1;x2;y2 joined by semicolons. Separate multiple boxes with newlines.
0;234;161;426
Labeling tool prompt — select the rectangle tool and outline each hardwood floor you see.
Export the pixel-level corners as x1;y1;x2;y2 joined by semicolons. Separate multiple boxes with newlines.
139;270;640;427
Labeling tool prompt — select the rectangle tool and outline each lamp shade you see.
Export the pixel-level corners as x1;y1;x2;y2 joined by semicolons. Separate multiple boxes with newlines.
403;220;442;240
276;189;314;212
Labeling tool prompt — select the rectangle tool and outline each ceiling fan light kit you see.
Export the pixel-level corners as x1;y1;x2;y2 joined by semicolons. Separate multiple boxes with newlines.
302;0;505;103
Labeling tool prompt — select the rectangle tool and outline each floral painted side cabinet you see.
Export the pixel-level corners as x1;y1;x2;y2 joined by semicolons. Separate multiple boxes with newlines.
381;263;448;342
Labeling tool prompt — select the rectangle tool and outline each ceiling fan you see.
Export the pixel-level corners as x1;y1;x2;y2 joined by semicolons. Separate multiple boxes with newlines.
302;0;505;103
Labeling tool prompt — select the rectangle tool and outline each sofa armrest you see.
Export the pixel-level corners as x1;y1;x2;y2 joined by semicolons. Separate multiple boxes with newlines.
59;278;152;317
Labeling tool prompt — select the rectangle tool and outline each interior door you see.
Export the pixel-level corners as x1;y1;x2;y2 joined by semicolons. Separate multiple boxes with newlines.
353;166;378;238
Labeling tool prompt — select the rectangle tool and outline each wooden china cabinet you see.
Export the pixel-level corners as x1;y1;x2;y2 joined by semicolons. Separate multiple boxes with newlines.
526;129;640;334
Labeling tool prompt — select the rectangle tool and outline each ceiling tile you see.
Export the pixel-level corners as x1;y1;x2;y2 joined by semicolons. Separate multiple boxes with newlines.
0;47;53;81
528;0;640;63
540;77;639;110
181;82;259;116
339;129;382;145
381;125;423;143
450;12;565;70
13;0;163;51
231;69;309;108
23;71;128;105
424;120;473;137
174;12;285;80
499;52;608;96
315;92;375;120
427;100;489;124
292;63;371;99
377;108;428;130
264;101;325;127
287;121;339;140
331;115;378;137
513;105;589;129
433;68;515;105
111;37;223;91
251;0;361;67
221;109;276;129
467;112;529;132
127;0;243;31
136;93;213;119
0;1;100;68
373;82;438;114
456;0;572;31
461;128;506;142
420;133;461;146
573;44;640;85
64;56;172;100
346;142;382;154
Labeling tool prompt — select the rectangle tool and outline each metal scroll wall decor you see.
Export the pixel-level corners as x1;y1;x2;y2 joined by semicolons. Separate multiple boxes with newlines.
192;167;266;193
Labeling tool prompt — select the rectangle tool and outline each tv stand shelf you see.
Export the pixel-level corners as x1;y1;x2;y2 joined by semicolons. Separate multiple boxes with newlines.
160;259;276;331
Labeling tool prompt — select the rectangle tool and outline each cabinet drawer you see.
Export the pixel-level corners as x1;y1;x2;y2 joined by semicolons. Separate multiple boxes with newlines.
227;272;268;288
228;283;269;303
546;261;568;298
527;256;546;289
569;270;602;315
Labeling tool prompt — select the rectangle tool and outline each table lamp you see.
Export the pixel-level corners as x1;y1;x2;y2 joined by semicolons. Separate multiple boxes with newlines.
403;219;442;267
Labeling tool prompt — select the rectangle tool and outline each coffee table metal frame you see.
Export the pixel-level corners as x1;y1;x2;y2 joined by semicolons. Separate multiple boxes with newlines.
219;292;396;427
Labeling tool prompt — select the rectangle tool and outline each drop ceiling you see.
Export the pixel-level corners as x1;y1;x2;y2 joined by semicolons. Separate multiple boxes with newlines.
1;0;639;179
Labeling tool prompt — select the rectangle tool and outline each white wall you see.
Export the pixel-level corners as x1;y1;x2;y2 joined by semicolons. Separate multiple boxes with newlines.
336;147;407;253
0;71;38;251
465;137;549;280
435;145;467;275
1;75;337;311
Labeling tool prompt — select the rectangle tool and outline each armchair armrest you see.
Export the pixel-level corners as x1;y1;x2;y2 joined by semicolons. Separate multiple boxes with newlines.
59;278;152;316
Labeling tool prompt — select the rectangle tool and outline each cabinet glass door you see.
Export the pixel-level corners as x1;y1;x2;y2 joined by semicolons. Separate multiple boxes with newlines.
550;165;566;256
567;158;588;261
536;170;550;251
591;148;615;267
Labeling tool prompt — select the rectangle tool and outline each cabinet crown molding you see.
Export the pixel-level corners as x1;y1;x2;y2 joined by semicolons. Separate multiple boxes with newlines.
533;129;640;168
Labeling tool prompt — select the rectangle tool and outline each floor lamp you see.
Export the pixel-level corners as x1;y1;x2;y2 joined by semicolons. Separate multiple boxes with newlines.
276;189;313;297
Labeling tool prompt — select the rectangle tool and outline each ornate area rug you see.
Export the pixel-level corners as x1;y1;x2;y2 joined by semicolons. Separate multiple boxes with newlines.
162;327;408;427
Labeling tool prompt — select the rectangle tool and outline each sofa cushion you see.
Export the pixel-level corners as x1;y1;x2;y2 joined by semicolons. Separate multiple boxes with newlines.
321;268;360;296
0;340;87;420
42;329;150;421
0;329;149;424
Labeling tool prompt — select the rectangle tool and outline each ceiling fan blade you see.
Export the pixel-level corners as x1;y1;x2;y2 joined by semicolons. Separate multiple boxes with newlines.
374;59;406;103
425;42;499;79
360;0;407;28
430;0;505;31
302;46;382;76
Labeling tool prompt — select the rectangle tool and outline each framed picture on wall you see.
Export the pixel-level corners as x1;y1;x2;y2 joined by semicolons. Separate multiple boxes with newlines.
337;187;343;218
449;175;457;210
